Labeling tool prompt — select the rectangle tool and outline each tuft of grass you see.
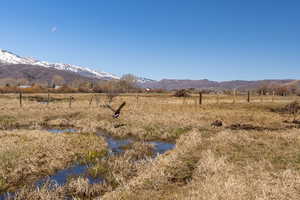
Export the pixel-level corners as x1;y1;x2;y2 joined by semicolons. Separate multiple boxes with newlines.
88;162;109;178
0;176;6;192
169;127;192;140
84;149;108;164
0;115;18;129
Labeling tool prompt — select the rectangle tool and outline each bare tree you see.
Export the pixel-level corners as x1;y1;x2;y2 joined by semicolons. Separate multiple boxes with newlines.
120;74;138;93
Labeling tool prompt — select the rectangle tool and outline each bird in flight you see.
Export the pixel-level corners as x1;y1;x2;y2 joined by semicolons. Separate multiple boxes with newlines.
105;102;126;118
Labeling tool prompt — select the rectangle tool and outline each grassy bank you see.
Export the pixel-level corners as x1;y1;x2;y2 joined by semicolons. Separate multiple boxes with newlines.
0;130;106;193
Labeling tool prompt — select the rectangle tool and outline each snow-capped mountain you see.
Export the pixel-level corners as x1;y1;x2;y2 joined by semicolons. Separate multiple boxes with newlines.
0;49;119;80
136;77;156;83
0;49;38;65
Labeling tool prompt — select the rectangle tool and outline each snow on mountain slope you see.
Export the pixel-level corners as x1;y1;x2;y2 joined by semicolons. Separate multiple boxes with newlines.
136;77;156;83
0;49;37;65
0;49;119;80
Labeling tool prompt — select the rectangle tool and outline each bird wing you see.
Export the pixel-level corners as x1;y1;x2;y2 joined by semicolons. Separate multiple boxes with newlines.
116;102;126;113
104;104;116;112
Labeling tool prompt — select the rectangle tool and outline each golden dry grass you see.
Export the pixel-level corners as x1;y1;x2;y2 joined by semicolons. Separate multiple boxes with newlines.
0;129;106;193
102;129;300;200
0;93;299;199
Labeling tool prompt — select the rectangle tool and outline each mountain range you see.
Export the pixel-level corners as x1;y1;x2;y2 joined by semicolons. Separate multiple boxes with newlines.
140;79;297;90
0;49;119;80
0;49;298;90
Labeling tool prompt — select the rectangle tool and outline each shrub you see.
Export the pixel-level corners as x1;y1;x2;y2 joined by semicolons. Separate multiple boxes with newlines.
174;89;190;97
285;101;300;121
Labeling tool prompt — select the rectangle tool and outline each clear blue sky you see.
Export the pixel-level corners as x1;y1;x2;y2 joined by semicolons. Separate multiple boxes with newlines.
1;0;300;81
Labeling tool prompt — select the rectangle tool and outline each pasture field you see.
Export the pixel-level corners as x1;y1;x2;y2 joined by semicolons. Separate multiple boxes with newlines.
0;93;299;199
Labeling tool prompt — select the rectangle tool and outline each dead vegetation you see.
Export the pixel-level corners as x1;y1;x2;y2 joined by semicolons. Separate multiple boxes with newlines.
286;101;300;121
0;93;300;199
227;123;267;131
101;129;300;200
0;130;106;194
174;89;191;97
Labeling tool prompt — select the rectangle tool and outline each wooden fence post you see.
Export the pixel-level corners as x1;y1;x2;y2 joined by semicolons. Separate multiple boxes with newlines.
69;96;73;108
95;95;99;106
89;95;94;107
272;91;275;102
199;92;202;105
247;91;250;103
47;92;50;106
233;89;236;104
136;94;139;104
19;92;22;108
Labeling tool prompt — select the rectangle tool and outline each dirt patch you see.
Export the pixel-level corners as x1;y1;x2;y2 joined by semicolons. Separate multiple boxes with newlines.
211;120;223;127
292;120;300;124
227;123;273;131
285;125;300;129
282;120;300;129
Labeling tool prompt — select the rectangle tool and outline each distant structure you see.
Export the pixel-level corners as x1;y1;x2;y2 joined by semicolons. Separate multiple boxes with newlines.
54;85;62;89
18;85;31;89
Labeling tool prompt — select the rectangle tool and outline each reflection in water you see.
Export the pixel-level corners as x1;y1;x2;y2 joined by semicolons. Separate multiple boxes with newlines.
0;129;176;199
35;164;103;188
98;133;133;154
46;128;77;134
150;141;176;155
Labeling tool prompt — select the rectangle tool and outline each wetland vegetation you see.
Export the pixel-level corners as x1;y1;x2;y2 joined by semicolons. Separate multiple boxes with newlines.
0;93;299;199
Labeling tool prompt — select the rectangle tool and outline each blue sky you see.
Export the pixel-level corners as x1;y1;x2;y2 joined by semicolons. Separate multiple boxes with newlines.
1;0;300;81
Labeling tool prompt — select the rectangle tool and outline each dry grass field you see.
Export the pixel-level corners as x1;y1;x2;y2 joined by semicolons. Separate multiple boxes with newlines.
0;93;299;199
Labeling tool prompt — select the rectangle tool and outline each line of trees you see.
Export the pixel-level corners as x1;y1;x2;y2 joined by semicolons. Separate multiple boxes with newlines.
257;83;300;96
0;74;145;94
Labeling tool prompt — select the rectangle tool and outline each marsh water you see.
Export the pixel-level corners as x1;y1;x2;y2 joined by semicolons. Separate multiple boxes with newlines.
0;128;175;200
97;132;176;155
47;128;77;134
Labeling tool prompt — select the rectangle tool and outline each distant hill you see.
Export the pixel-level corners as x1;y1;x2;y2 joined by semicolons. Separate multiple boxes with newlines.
283;80;300;87
140;79;297;90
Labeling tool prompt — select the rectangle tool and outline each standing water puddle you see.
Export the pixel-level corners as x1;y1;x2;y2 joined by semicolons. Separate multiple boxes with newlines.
46;128;77;134
149;141;176;154
0;128;175;199
97;132;175;155
95;132;133;154
35;165;102;188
